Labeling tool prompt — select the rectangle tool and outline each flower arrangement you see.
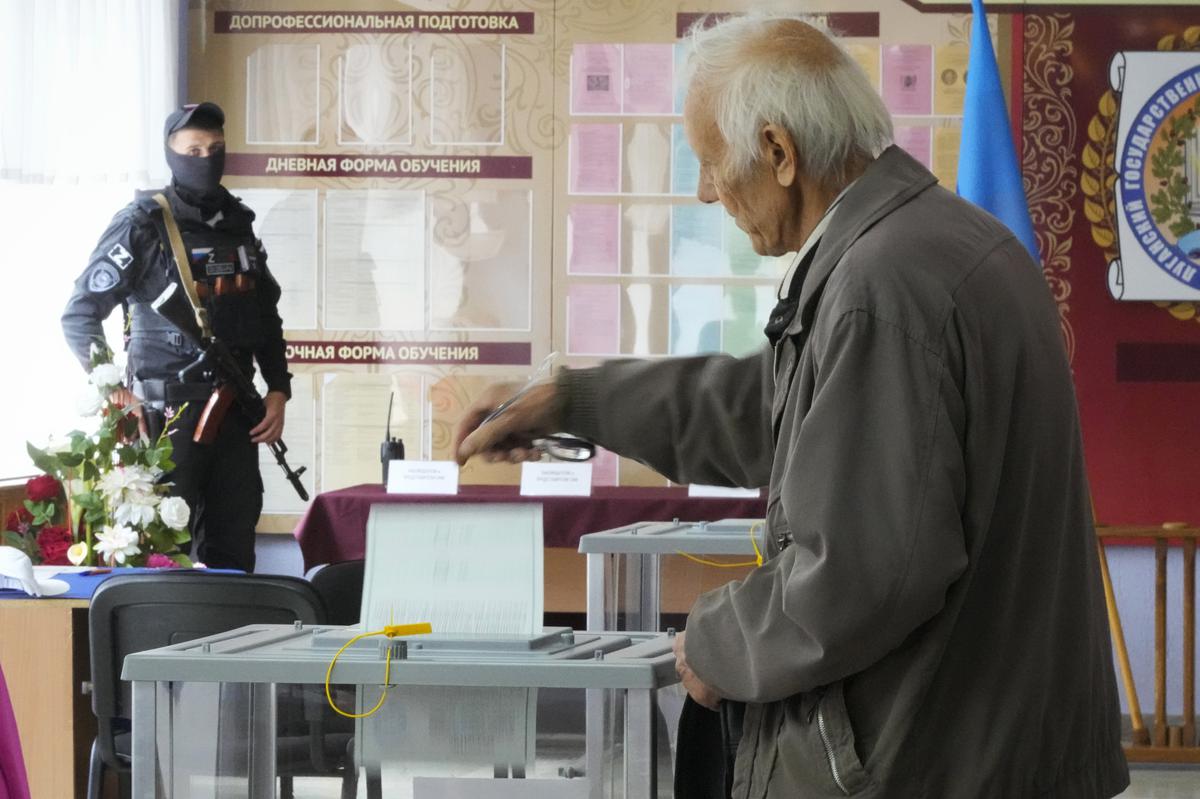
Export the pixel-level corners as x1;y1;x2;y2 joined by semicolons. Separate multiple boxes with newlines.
2;345;193;567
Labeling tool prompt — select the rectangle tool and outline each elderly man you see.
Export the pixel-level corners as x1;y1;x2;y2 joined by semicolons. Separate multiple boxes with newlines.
456;13;1127;799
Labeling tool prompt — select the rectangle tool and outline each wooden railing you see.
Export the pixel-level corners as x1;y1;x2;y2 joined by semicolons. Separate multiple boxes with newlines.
1097;523;1198;762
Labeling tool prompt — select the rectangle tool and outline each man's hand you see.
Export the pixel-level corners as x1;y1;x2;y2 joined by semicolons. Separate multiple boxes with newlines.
250;391;287;444
109;387;147;439
454;381;561;465
673;631;722;711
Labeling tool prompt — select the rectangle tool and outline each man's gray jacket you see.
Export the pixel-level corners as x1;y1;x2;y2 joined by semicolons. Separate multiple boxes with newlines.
561;147;1129;797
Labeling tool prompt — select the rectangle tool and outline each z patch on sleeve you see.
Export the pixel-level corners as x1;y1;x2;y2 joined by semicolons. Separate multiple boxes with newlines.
106;242;134;270
86;262;121;293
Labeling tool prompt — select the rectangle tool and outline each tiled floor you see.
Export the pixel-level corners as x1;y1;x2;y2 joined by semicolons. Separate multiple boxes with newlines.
1118;767;1200;798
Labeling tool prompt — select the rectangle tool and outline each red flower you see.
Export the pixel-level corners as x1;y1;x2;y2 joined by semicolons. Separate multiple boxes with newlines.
146;553;175;569
26;475;61;503
36;525;73;566
4;507;32;533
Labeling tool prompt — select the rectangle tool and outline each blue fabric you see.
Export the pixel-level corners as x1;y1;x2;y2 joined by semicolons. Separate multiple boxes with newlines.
0;568;241;601
957;0;1040;262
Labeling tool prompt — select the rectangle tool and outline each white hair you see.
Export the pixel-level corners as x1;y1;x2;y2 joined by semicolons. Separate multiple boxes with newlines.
681;12;894;186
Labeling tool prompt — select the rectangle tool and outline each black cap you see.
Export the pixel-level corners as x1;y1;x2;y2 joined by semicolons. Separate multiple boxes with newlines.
164;102;225;140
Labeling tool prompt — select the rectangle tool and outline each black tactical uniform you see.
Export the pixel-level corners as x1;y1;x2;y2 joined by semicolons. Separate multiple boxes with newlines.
61;177;290;572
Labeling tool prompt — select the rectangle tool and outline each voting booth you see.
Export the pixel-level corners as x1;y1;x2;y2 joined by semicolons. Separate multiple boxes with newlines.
122;504;680;797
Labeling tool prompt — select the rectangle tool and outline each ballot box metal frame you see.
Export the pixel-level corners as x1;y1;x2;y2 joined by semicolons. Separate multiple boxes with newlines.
123;623;679;798
579;518;764;633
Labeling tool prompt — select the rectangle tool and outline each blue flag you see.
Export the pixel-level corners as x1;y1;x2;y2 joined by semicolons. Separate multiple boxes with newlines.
957;0;1040;262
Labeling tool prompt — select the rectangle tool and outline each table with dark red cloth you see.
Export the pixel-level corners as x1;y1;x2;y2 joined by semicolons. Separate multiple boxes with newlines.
292;483;768;570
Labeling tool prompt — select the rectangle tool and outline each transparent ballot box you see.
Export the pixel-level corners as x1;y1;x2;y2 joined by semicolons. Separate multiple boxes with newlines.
579;518;766;632
122;623;679;798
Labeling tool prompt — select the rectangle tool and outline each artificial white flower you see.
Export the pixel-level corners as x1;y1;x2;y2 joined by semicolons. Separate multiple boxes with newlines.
76;386;105;417
94;525;141;565
158;496;191;530
67;542;89;566
97;465;156;500
88;363;124;390
113;493;158;528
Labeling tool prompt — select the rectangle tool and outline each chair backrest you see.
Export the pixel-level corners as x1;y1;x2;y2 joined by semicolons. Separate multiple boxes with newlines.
89;572;326;742
309;560;365;626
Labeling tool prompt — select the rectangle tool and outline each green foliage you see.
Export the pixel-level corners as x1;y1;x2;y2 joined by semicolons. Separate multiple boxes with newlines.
16;346;193;569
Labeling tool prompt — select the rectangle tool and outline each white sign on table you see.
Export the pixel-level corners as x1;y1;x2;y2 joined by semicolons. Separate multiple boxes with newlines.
687;484;762;498
519;462;593;496
385;460;460;495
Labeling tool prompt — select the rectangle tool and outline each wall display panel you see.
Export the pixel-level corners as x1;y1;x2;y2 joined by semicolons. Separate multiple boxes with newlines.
259;374;317;514
846;43;882;90
338;40;413;145
621;203;670;276
552;2;985;489
429;188;532;330
669;283;725;356
622;44;675;115
670;204;727;277
430;41;506;145
194;1;1001;510
246;43;321;144
235;188;319;330
932;125;962;188
568;123;622;194
567;204;621;275
323;189;426;331
321;372;425;493
428;373;523;486
619;282;669;356
670;124;700;196
622;122;672;195
933;42;968;116
194;2;549;521
895;125;934;169
566;283;621;355
570;43;622;115
882;44;935;116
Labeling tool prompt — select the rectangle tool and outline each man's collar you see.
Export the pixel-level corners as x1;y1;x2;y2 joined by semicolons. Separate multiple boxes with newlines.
777;181;855;300
785;146;938;330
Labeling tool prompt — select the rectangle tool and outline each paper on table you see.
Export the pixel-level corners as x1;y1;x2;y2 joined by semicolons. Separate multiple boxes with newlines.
361;503;544;636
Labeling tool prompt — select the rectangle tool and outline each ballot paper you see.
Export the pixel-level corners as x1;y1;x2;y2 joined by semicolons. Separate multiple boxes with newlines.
361;503;544;635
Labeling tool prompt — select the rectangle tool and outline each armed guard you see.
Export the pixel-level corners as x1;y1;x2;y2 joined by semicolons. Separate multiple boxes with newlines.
61;102;291;572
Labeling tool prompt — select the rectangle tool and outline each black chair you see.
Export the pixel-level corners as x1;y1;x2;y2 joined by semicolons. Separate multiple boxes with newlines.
309;559;365;625
87;571;356;799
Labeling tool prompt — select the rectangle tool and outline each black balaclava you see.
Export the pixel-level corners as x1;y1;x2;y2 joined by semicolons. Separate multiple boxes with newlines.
165;143;225;204
163;102;227;206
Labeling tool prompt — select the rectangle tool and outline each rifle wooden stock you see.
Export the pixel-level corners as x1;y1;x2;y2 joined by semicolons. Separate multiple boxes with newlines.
193;384;237;444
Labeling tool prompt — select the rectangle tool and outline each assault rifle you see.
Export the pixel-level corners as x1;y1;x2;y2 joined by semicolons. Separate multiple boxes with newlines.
150;281;309;501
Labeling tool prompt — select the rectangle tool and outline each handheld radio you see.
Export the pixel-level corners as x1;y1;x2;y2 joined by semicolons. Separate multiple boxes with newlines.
380;393;406;485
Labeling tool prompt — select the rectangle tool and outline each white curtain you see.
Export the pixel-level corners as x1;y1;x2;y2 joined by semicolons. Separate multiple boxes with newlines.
0;0;180;478
0;0;179;184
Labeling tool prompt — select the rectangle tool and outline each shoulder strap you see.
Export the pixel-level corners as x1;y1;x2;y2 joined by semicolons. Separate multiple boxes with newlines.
151;192;213;340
